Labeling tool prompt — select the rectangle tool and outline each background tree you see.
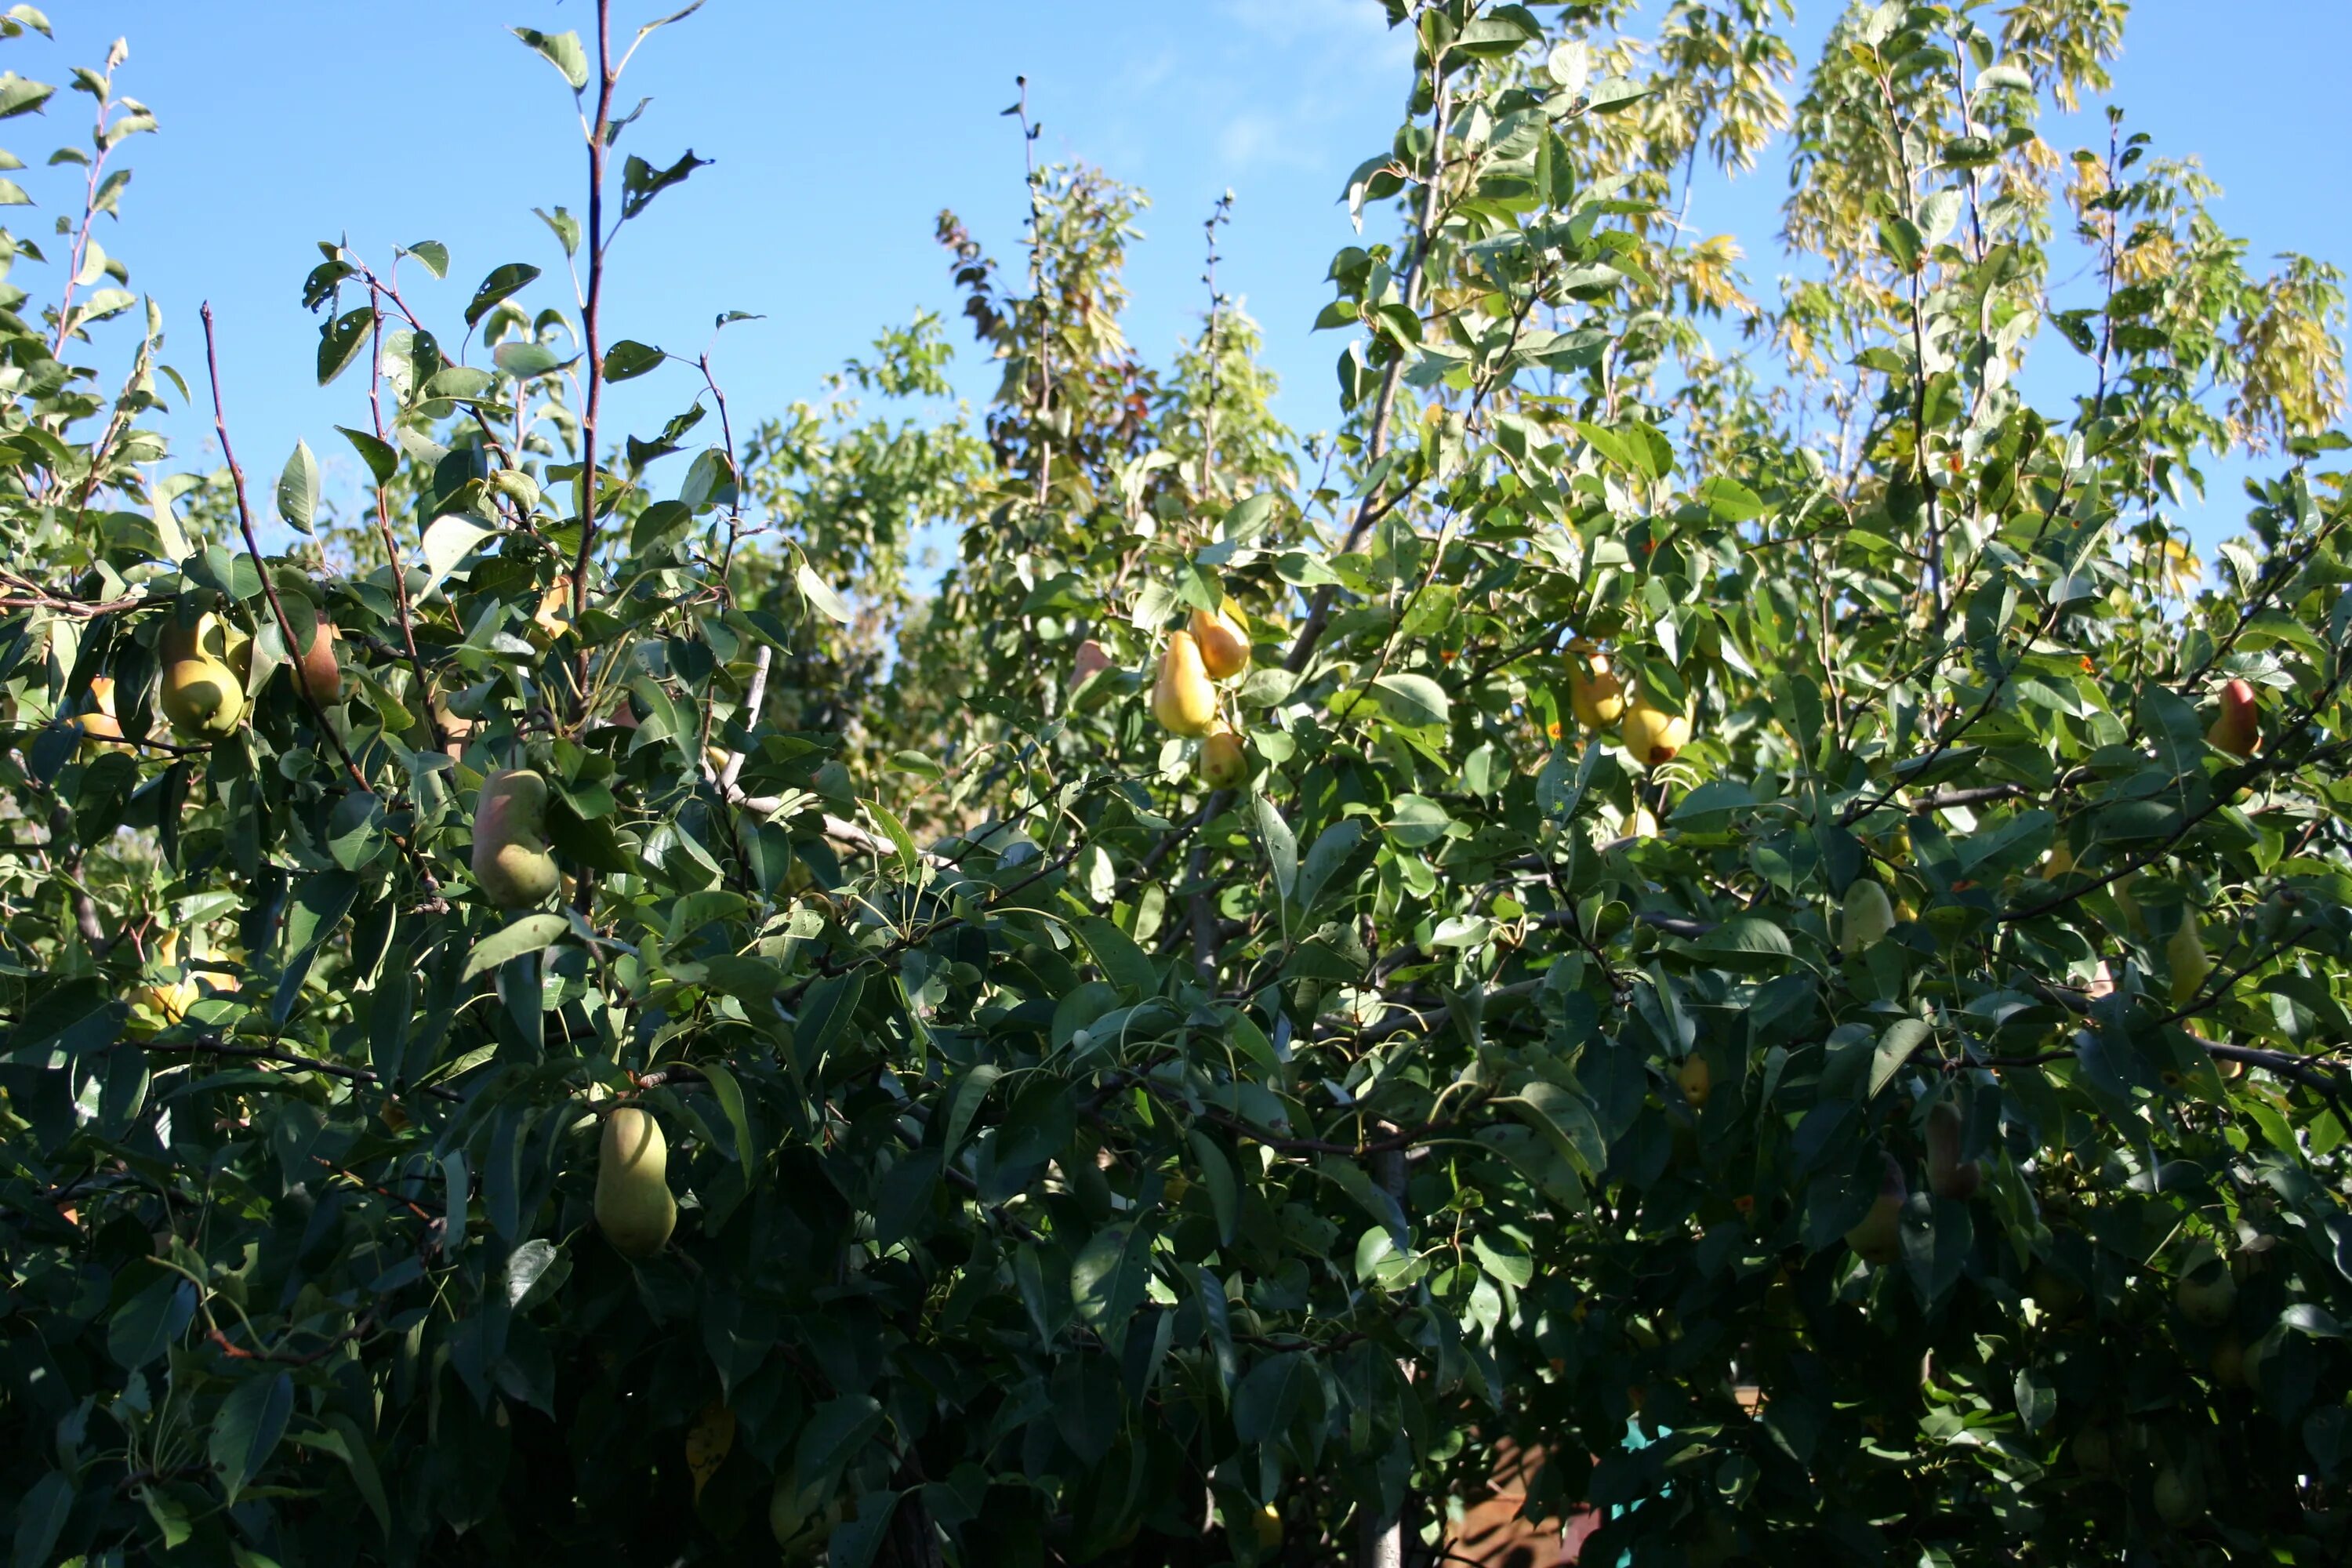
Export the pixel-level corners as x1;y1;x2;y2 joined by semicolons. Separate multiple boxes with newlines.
3;2;2350;1566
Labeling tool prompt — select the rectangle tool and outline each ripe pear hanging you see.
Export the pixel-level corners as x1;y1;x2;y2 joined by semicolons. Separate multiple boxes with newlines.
596;1105;677;1259
1566;640;1625;729
1151;630;1218;736
1190;598;1250;681
1619;698;1690;768
472;768;561;908
2205;678;2259;757
158;612;247;741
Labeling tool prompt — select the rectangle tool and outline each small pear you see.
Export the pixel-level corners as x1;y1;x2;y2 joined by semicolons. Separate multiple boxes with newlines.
2153;1463;2206;1526
2165;913;2211;1006
471;768;561;909
1844;1154;1907;1265
1676;1054;1711;1109
1190;598;1251;681
2205;678;2259;757
2175;1248;2236;1327
1566;640;1626;729
1199;721;1247;789
595;1105;677;1259
1151;630;1218;736
1842;880;1896;956
1619;699;1690;768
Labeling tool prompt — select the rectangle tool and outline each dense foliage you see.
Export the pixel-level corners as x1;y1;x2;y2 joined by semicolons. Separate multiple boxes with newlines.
4;2;2352;1564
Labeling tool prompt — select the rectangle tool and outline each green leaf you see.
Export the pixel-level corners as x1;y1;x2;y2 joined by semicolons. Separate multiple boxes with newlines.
210;1372;294;1501
401;239;448;279
1870;1018;1933;1100
697;1060;755;1167
335;425;397;487
603;339;665;381
1070;1225;1150;1329
317;307;372;386
621;149;712;220
0;70;55;120
1253;793;1297;903
1505;1081;1606;1179
464;262;541;329
11;1468;71;1568
511;27;590;91
796;560;851;624
276;439;320;535
1075;916;1157;1001
462;913;569;981
944;1063;1004;1158
1371;672;1450;728
1697;475;1764;521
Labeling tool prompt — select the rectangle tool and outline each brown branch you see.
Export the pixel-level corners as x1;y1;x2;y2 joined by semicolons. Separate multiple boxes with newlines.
201;303;448;913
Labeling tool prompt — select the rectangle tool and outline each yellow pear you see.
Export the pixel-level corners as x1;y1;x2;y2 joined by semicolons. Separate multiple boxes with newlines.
134;929;206;1022
1190;598;1250;681
1566;640;1626;729
1619;699;1690;768
1199;721;1247;789
1842;880;1896;956
1252;1504;1283;1552
158;613;246;741
2205;678;2259;757
471;768;561;909
595;1105;677;1259
2166;913;2211;1006
1676;1054;1711;1109
73;677;123;753
1151;630;1218;736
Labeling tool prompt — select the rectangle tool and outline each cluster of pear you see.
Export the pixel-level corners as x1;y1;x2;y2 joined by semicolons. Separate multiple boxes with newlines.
147;607;343;743
1563;640;1690;768
1840;1101;1986;1265
1150;598;1252;788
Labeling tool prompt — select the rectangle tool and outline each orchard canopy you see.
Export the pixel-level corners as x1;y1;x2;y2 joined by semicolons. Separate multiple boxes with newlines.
6;1;2352;1565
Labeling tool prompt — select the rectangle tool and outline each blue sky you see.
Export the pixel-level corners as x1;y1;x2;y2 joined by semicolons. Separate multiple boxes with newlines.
11;2;2350;555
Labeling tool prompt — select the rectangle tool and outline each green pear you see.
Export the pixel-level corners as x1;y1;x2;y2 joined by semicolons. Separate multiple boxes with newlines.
1845;1153;1907;1265
471;768;561;908
596;1105;677;1259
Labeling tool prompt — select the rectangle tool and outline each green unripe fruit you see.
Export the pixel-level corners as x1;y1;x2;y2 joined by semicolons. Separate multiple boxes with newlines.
1845;1153;1907;1265
2176;1249;2237;1328
595;1105;677;1259
472;768;561;908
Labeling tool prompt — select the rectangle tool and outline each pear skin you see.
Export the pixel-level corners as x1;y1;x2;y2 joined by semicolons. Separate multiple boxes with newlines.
2206;678;2258;757
1199;722;1247;789
1620;699;1690;768
1566;641;1626;729
1190;600;1250;681
1151;630;1218;736
472;768;561;908
596;1105;677;1259
2166;914;2211;1006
